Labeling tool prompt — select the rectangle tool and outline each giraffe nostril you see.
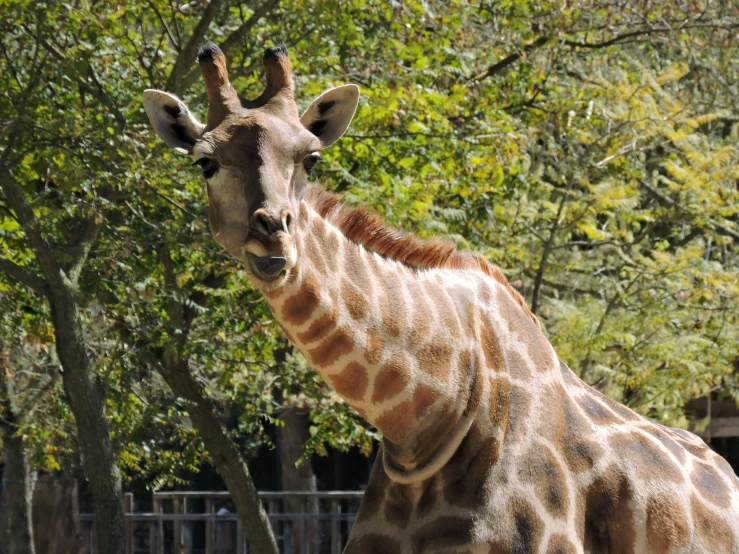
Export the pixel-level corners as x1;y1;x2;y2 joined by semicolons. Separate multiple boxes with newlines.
251;209;274;236
283;211;293;233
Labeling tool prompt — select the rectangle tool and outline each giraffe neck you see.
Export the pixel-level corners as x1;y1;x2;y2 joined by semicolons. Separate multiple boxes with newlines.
258;198;558;483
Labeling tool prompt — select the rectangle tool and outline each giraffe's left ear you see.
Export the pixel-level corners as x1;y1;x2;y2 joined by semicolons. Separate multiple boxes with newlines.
143;89;205;154
300;85;359;148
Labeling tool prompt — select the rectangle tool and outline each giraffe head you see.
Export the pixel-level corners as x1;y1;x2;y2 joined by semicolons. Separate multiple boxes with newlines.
143;44;359;283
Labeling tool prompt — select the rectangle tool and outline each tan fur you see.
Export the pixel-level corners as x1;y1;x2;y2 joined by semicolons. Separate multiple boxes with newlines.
305;185;539;327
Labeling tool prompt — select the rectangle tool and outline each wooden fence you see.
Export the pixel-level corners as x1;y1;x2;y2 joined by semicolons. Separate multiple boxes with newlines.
80;491;364;554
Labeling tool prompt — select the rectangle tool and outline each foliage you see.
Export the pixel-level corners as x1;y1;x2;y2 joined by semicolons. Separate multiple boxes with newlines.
0;0;737;488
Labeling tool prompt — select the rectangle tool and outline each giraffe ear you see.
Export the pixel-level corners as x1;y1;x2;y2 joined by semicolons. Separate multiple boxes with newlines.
143;89;205;154
300;85;359;148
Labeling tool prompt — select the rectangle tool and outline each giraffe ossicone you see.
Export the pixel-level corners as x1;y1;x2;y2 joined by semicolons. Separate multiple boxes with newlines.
144;42;739;554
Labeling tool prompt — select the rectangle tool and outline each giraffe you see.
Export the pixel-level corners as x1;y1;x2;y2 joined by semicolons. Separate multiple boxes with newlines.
143;43;739;554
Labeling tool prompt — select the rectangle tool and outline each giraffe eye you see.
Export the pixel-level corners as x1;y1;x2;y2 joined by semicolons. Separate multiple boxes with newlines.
193;157;219;179
303;153;324;176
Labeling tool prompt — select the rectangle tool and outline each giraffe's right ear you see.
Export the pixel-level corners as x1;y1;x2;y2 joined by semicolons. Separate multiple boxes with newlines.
143;90;205;154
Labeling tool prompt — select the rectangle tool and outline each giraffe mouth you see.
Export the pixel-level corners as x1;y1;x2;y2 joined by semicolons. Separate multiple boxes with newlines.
247;253;287;282
243;231;297;284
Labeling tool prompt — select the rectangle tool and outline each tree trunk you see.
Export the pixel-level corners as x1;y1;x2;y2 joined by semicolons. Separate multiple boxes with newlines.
32;477;88;554
48;297;126;554
157;351;278;554
0;163;126;554
277;406;320;554
0;367;36;554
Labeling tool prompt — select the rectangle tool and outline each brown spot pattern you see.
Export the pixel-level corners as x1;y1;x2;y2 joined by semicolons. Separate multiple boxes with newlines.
506;348;533;381
308;327;353;367
549;392;603;473
415;476;437;518
522;444;569;518
371;351;411;403
302;229;328;276
645;494;690;554
583;465;635;554
364;327;385;365
408;293;433;347
610;431;683;483
676;437;710;460
508;383;532;442
715;455;739;488
296;303;338;345
319;228;340;273
489;376;511;434
282;273;320;325
408;401;461;467
480;313;504;371
496;288;552;371
383;482;412;529
426;283;463;339
380;285;405;338
640;425;687;465
417;339;453;379
546;534;576;554
346;247;370;290
598;392;642;422
692;493;735;553
693;461;731;508
341;277;369;320
578;394;618;425
343;533;401;554
442;424;498;508
412;383;438;418
509;497;544;554
375;400;414;443
412;516;474;552
330;362;368;401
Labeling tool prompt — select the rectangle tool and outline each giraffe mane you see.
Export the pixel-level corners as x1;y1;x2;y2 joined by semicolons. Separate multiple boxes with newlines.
305;185;539;326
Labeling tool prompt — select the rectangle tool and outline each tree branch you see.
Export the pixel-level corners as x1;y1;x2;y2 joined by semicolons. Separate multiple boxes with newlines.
0;257;46;294
640;180;739;243
468;36;549;83
531;191;568;314
183;270;228;331
19;367;61;424
177;0;281;93
522;268;602;299
33;35;126;128
468;21;739;84
220;0;281;54
66;214;105;288
563;22;739;50
165;0;226;94
0;161;69;294
146;0;180;51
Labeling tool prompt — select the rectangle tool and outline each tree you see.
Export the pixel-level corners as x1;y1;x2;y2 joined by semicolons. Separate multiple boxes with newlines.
1;6;737;554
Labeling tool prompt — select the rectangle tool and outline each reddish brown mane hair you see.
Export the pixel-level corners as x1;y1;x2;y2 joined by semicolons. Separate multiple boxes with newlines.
305;185;539;326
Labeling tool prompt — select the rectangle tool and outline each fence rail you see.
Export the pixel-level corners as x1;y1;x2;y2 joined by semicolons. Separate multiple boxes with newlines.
80;491;364;554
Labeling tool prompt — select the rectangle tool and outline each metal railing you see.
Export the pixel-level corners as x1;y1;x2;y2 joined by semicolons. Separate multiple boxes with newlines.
80;491;364;554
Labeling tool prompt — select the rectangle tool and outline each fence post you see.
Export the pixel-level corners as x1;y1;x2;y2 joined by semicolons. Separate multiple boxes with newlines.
237;519;245;554
183;497;192;554
205;498;213;554
149;518;157;554
153;495;164;554
173;496;182;554
123;493;134;554
331;499;340;554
